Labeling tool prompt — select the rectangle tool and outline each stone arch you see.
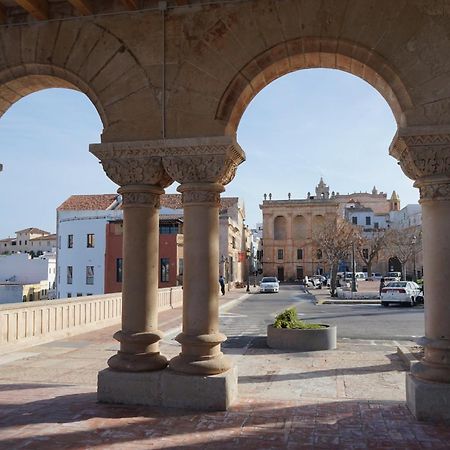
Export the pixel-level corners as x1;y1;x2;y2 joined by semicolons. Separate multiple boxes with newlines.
0;64;109;129
273;216;287;240
216;37;413;135
0;20;159;141
293;215;307;240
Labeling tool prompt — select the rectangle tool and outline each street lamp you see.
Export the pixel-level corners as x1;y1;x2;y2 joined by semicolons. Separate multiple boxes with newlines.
412;235;417;281
246;248;251;293
351;241;357;292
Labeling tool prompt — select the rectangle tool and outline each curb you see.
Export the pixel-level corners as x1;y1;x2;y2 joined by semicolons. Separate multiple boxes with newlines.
397;344;420;370
322;300;381;305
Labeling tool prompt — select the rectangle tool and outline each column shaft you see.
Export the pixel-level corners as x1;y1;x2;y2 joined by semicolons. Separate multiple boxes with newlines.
108;185;168;372
169;183;231;375
411;198;450;383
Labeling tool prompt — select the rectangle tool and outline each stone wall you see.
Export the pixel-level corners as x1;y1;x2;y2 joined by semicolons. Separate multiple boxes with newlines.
0;287;183;351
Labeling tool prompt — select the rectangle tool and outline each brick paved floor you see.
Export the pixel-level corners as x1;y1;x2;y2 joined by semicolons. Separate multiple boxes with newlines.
0;289;449;449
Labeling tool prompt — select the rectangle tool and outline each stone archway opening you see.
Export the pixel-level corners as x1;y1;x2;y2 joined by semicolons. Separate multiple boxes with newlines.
0;70;109;240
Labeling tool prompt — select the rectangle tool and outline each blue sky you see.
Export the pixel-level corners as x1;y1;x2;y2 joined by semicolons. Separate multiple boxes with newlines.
0;68;418;237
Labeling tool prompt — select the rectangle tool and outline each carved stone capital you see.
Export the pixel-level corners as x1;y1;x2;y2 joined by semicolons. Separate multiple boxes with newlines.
162;136;245;185
119;185;164;207
389;128;450;201
90;136;245;188
90;143;172;187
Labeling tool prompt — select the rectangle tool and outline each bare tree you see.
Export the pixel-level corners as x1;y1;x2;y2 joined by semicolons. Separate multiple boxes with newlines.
355;228;389;279
313;218;356;296
385;226;422;280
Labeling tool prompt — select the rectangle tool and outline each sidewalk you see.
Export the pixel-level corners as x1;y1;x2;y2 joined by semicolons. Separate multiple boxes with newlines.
310;280;381;305
0;287;449;449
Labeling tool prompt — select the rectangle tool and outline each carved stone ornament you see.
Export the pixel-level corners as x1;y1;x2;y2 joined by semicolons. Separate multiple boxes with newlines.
90;136;245;187
389;129;450;200
389;131;450;180
182;190;221;205
121;191;161;207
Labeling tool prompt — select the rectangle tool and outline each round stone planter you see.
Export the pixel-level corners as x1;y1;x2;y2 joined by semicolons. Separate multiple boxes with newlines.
267;324;337;351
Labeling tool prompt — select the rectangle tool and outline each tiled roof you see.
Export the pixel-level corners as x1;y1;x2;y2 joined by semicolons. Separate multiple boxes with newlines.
57;194;119;211
15;227;51;234
58;193;239;212
30;234;57;241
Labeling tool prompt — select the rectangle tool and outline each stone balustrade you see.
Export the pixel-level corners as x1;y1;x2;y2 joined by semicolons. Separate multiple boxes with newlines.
0;287;183;351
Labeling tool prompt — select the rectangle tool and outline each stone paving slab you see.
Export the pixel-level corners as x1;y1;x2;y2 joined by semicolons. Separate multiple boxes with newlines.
0;289;449;448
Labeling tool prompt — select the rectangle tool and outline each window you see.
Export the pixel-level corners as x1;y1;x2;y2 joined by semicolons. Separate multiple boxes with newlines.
86;266;94;285
316;249;323;260
178;258;184;276
68;234;73;248
277;249;284;260
19;240;21;245
76;293;83;297
67;293;72;298
352;217;358;225
116;258;123;283
87;234;95;248
232;236;236;249
67;266;73;284
297;248;303;260
161;258;170;282
374;222;379;229
25;240;27;245
365;216;371;226
159;223;179;234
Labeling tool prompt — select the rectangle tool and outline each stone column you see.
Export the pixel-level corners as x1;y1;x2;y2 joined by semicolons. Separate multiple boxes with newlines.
90;144;172;371
164;137;245;375
390;128;450;421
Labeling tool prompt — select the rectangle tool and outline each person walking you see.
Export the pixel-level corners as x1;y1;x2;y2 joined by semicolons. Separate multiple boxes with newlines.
379;277;385;298
219;275;225;296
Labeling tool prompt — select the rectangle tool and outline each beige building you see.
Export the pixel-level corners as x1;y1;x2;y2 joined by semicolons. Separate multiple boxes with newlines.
0;228;56;255
260;179;400;281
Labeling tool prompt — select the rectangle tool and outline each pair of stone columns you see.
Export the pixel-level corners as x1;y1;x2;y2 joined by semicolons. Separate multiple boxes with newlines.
90;137;245;377
390;127;450;421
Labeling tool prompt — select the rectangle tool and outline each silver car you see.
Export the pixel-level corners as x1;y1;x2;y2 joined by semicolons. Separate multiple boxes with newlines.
260;277;280;293
381;281;422;307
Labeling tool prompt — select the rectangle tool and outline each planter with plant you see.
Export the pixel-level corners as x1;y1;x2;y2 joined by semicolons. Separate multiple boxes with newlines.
267;307;336;351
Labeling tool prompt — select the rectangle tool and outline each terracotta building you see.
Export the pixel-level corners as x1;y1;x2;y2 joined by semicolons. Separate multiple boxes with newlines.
260;179;401;281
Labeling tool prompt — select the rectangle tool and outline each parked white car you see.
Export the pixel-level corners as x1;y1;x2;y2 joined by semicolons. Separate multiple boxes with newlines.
380;281;423;307
260;277;280;293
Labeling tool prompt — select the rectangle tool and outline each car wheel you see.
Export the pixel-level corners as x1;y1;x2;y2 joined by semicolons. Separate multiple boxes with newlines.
381;301;389;307
416;296;424;304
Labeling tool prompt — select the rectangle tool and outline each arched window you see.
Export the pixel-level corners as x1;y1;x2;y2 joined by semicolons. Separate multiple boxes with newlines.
293;215;307;240
273;216;287;240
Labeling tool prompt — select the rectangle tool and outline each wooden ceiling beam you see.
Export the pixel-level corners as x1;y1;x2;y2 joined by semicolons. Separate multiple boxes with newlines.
67;0;93;16
121;0;138;10
14;0;48;20
0;3;7;22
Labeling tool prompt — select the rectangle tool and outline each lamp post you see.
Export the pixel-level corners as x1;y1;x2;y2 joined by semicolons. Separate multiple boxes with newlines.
412;235;417;282
351;241;357;292
246;248;251;293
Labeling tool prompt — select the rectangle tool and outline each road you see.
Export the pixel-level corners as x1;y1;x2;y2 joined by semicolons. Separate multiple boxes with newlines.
220;285;424;350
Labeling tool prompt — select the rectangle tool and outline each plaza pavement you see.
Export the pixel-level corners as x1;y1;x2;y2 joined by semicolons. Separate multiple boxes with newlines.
0;288;449;449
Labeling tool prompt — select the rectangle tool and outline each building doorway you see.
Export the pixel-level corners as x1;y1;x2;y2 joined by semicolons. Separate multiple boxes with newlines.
277;266;284;282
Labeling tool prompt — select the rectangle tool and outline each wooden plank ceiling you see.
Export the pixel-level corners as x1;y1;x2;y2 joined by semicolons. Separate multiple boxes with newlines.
0;0;192;21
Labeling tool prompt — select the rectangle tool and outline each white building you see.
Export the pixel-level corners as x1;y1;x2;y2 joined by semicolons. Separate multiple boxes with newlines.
0;252;56;303
389;204;422;229
57;194;122;299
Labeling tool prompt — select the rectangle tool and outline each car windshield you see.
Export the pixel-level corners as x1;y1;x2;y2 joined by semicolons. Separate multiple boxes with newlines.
386;282;407;288
261;277;277;283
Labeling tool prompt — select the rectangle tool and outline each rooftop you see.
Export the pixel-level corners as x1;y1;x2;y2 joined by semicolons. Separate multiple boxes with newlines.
15;227;51;235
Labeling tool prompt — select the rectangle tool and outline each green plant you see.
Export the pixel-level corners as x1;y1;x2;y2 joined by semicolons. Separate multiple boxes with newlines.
273;307;325;329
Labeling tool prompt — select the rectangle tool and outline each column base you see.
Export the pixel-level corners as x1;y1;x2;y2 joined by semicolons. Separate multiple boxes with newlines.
406;373;450;422
97;365;238;411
